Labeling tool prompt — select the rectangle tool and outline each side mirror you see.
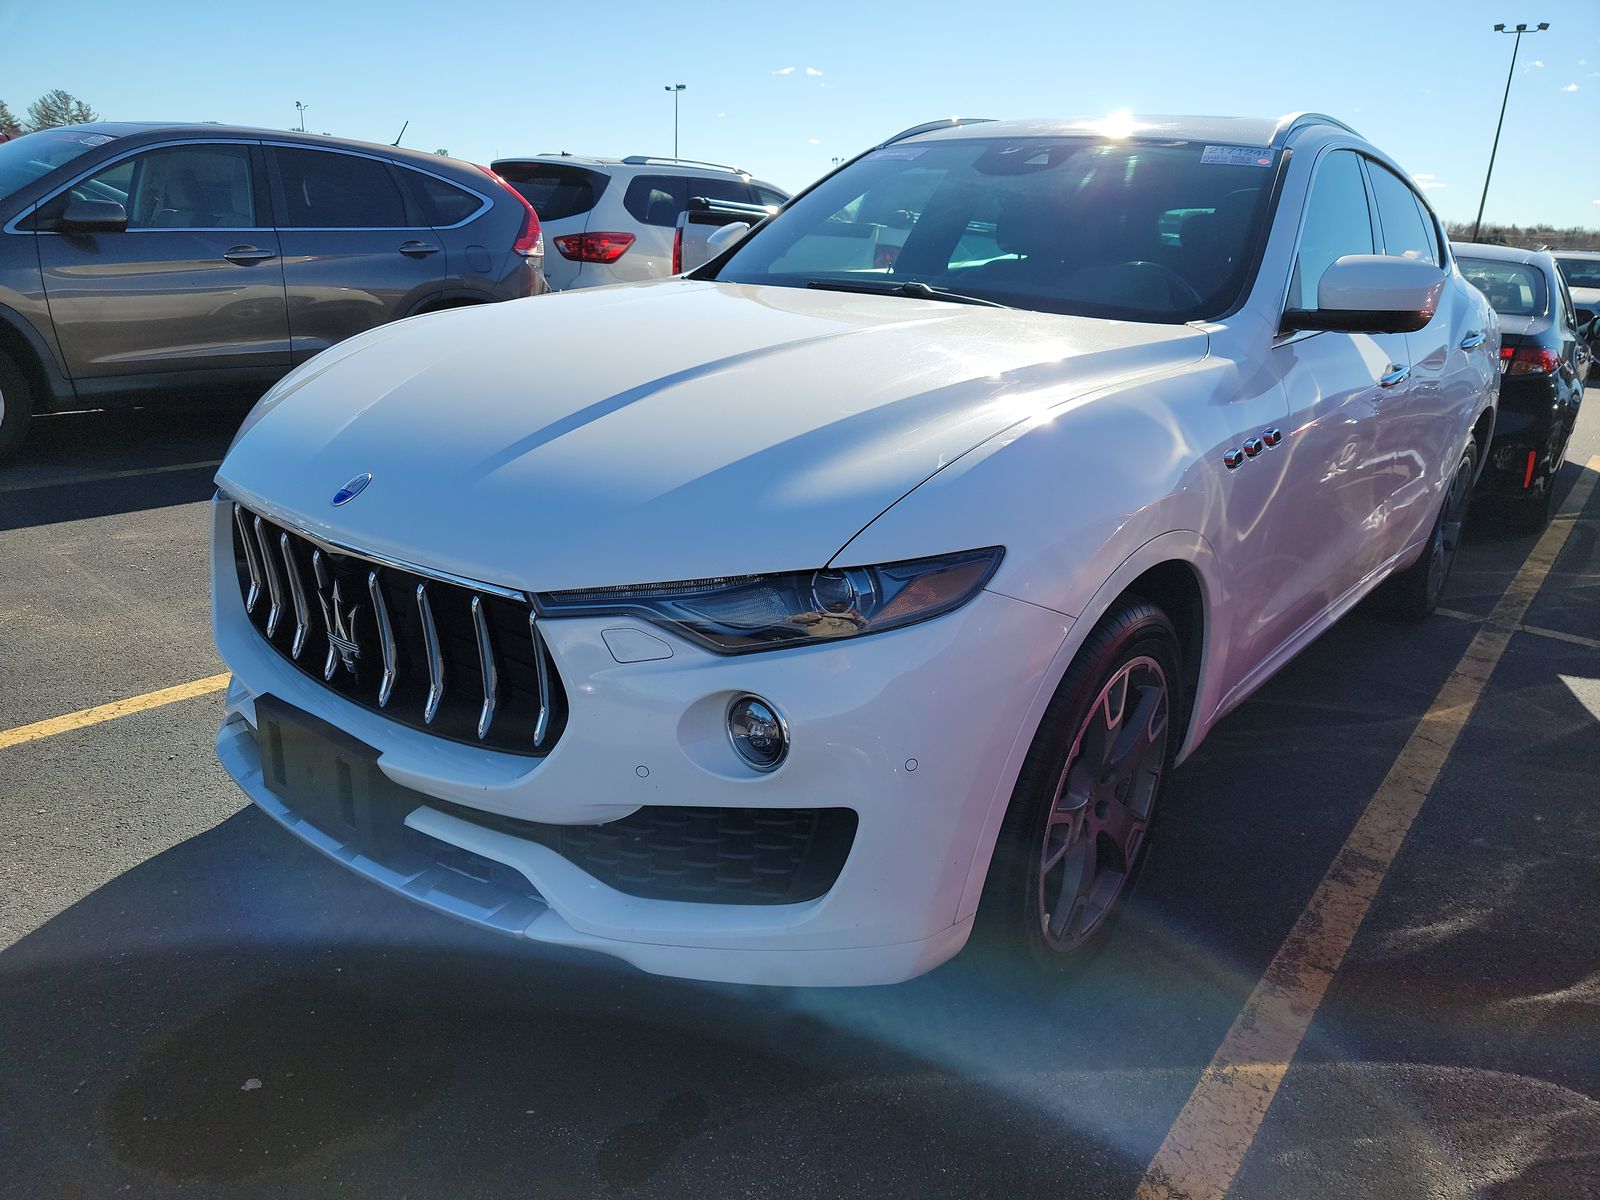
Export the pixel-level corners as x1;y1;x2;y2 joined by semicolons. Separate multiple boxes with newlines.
705;222;753;255
1282;255;1445;335
59;198;128;235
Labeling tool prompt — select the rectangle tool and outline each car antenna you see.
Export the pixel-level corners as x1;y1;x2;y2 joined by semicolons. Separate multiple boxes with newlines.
392;120;409;147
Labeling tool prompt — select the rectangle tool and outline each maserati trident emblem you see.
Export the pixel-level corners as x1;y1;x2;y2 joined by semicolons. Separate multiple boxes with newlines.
331;472;373;506
317;578;363;679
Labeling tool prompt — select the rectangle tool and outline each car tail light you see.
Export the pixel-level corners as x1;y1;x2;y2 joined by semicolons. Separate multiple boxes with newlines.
478;167;543;258
672;226;683;274
553;232;636;264
874;244;901;270
1502;345;1560;375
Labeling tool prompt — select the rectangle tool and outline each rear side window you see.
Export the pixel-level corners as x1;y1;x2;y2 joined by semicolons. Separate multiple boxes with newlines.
1289;150;1374;311
494;162;605;222
753;185;788;208
274;147;408;229
623;173;754;226
399;168;482;226
1368;164;1439;266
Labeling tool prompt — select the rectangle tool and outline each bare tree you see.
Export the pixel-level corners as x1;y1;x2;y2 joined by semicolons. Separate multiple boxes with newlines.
25;89;100;131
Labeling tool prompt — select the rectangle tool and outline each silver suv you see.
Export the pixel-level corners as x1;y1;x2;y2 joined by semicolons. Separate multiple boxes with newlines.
0;123;548;458
492;154;787;290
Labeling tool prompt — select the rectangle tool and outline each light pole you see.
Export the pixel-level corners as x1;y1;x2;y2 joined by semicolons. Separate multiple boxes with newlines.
294;100;310;133
664;84;686;158
1471;21;1548;242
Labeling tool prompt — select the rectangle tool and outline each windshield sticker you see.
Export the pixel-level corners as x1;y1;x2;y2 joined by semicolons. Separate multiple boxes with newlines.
78;135;114;147
867;147;928;161
1200;145;1272;167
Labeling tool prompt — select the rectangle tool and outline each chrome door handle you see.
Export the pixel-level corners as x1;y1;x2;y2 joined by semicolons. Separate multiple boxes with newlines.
1459;330;1486;350
223;245;275;265
1378;363;1411;389
398;240;440;258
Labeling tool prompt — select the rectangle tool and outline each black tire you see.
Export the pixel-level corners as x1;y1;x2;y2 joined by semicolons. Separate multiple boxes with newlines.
0;351;34;461
977;597;1183;971
1390;438;1478;619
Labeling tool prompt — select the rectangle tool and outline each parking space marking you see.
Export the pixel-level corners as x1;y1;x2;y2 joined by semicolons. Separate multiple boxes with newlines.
1133;455;1600;1200
0;673;231;751
0;459;222;494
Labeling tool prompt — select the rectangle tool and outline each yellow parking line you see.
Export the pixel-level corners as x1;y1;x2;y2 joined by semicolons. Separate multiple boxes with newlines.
0;673;231;751
0;458;222;494
1134;454;1600;1200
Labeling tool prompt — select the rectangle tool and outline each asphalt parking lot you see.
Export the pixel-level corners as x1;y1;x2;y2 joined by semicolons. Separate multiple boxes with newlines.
2;391;1597;1199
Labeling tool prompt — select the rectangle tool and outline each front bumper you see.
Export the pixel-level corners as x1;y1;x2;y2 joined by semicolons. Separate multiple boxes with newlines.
211;497;1073;986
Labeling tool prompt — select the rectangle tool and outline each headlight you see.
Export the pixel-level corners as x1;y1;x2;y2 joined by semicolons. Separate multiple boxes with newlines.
537;547;1004;654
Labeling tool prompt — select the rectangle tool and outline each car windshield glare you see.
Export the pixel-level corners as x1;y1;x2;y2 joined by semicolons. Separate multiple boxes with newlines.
709;135;1280;322
0;128;119;203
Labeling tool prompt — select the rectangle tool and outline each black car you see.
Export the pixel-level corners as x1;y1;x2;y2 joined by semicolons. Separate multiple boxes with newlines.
1453;241;1591;531
0;124;549;458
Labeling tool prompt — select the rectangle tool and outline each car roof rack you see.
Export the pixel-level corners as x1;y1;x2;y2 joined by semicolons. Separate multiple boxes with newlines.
878;117;996;148
621;155;748;175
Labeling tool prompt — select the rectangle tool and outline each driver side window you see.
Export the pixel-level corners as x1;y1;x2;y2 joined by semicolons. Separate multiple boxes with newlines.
1289;150;1374;312
72;144;258;231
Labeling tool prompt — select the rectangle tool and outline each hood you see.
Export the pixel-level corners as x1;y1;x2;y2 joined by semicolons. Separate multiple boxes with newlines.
219;281;1207;591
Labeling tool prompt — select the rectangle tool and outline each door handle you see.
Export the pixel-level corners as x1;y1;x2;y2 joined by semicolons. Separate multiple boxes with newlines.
1378;363;1411;389
398;240;440;258
223;245;275;265
1459;330;1486;350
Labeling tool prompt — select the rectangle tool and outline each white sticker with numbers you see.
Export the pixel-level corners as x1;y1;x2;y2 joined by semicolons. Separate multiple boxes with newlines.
1200;145;1273;167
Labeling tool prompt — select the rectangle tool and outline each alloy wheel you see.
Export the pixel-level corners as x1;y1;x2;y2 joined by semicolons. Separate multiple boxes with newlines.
1037;655;1170;951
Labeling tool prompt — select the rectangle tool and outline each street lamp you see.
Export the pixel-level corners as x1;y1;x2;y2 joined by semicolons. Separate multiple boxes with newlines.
294;100;310;133
1471;21;1549;242
664;84;686;159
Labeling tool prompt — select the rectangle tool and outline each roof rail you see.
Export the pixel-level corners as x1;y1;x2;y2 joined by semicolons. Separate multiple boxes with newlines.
1271;112;1361;146
879;117;995;148
621;155;747;175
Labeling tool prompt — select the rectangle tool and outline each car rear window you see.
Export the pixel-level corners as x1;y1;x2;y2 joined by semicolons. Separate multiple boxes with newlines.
273;146;409;229
1554;257;1600;290
1458;257;1548;318
493;162;606;222
398;167;483;226
623;174;755;227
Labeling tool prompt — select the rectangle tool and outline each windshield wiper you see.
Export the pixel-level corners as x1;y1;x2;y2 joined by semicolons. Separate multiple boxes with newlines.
806;279;1009;308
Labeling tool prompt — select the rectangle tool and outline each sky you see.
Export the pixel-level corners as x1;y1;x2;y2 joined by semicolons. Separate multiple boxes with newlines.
2;0;1597;228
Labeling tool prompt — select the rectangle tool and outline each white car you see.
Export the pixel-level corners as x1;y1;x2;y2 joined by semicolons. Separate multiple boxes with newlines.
490;154;787;290
213;113;1499;987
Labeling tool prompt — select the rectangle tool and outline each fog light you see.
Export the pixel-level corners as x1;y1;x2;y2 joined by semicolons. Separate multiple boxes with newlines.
727;695;788;772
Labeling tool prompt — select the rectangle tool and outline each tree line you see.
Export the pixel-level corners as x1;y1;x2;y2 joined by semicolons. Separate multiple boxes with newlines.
1443;222;1598;252
0;90;101;137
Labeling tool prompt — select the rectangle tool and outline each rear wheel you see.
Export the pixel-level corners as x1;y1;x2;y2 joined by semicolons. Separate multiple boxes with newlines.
1390;439;1477;619
979;598;1181;969
0;351;35;461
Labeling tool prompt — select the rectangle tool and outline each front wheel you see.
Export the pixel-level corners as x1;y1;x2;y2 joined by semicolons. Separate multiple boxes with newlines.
979;598;1182;969
1390;439;1477;619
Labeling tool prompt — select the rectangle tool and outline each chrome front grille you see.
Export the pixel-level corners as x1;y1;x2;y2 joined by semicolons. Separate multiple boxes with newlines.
230;501;566;756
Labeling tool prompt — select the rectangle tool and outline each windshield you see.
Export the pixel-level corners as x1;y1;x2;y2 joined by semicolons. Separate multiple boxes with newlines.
1553;255;1600;290
0;128;119;202
708;135;1280;321
1458;256;1548;318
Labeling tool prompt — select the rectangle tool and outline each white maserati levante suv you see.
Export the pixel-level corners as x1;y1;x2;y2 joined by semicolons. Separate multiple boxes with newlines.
212;114;1498;986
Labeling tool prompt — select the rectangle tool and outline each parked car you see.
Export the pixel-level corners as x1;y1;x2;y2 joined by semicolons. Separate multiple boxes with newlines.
1549;250;1600;379
1455;242;1590;529
491;154;786;290
214;113;1498;987
0;123;547;457
673;194;780;274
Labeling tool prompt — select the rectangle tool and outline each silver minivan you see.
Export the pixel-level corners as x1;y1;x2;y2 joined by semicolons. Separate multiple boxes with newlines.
0;123;549;457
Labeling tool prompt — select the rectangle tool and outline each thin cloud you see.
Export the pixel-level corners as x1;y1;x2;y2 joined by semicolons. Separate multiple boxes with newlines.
804;67;823;77
1411;172;1448;190
1561;83;1580;92
808;138;821;145
716;111;727;118
771;66;796;75
1530;59;1545;68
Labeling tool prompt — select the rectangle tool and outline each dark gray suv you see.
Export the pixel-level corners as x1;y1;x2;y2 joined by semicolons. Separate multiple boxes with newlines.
0;123;548;457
